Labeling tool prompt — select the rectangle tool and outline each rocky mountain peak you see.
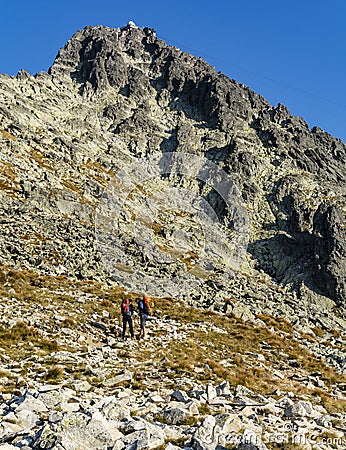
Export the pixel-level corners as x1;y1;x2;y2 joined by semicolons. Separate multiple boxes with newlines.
49;25;346;181
49;25;157;90
0;25;345;307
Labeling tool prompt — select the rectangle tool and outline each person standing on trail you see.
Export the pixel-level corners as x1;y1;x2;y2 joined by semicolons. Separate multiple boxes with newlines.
121;297;135;340
137;295;154;339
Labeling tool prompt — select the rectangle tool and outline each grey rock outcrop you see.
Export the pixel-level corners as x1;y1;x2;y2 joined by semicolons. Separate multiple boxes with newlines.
0;24;345;308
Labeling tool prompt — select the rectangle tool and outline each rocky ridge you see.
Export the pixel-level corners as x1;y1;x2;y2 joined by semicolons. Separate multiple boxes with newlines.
0;24;345;307
0;22;346;449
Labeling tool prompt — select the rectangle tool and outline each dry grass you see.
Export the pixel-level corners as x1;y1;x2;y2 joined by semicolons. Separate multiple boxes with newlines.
0;321;58;359
256;313;294;333
0;264;345;412
62;179;82;194
43;366;65;382
0;129;16;140
62;317;76;327
0;161;20;193
120;298;346;412
313;327;325;338
30;148;52;170
82;160;115;186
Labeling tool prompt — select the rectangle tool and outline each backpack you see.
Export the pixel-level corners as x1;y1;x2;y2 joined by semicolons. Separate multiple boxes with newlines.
143;296;154;316
137;299;146;315
121;298;132;315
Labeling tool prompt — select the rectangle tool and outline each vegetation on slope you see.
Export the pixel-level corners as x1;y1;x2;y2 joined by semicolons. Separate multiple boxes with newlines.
0;264;345;413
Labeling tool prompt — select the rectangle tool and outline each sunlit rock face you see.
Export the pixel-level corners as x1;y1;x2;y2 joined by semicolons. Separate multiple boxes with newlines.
0;24;345;308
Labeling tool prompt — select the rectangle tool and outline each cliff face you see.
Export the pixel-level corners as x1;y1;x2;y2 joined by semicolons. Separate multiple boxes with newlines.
0;24;345;313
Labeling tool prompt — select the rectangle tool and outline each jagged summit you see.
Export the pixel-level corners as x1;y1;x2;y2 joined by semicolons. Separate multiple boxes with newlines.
49;25;157;89
0;25;345;308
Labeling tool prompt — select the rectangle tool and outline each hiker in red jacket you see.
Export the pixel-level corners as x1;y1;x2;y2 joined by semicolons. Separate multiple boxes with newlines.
120;297;135;339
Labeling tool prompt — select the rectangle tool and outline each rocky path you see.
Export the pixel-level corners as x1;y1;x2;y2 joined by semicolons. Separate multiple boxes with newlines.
0;279;345;449
1;375;346;450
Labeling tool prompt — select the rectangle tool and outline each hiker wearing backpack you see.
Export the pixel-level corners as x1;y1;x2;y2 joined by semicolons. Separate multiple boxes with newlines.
137;295;154;339
121;297;135;340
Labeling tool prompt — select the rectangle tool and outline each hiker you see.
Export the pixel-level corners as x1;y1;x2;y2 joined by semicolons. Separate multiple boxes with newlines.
121;297;135;340
137;295;154;339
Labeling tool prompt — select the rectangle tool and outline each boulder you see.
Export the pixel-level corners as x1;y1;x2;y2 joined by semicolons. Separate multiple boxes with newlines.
237;429;269;450
284;400;318;418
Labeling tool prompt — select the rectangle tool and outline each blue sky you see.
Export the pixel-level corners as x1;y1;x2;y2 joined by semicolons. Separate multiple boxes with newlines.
1;0;345;143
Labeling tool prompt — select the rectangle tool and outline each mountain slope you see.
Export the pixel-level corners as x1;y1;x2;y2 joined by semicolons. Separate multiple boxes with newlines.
0;23;345;316
0;265;345;449
0;23;346;450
